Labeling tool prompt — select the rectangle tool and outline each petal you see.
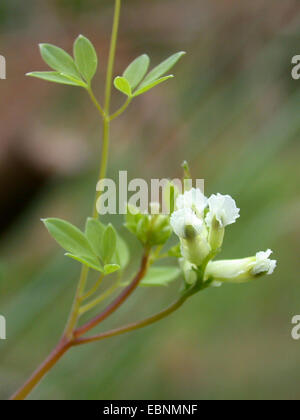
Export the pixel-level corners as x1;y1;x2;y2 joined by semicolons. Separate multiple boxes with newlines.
206;193;240;227
170;208;203;238
176;188;208;215
252;249;277;275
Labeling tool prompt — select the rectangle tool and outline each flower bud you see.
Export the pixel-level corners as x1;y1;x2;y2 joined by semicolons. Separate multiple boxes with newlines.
179;258;197;285
208;215;225;251
205;249;277;283
149;214;172;246
125;203;172;246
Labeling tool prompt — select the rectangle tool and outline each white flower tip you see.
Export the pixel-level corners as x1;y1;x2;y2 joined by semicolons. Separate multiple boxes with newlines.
253;249;277;275
206;193;240;227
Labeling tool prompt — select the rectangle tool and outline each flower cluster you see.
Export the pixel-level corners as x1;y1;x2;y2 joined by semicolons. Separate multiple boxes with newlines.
125;203;172;247
171;188;277;289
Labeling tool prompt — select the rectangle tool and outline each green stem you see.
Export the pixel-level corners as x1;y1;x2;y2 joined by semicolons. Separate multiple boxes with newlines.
68;0;123;329
81;275;104;302
93;0;122;219
79;277;121;315
64;265;89;339
87;86;106;119
93;117;110;217
104;0;122;114
110;97;132;121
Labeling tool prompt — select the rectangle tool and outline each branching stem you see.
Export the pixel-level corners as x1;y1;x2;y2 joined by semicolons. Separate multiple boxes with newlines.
74;296;188;346
80;275;104;302
10;0;187;402
11;0;123;400
110;97;132;121
74;251;150;337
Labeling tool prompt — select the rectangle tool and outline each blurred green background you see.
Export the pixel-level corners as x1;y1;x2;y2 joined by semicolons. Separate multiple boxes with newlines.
1;0;300;400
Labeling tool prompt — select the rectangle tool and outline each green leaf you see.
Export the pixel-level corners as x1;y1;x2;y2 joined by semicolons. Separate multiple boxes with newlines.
101;224;117;264
114;234;130;269
43;218;103;271
74;35;98;83
26;71;87;87
133;75;174;97
85;218;106;258
104;264;120;275
65;254;103;272
39;43;81;79
42;218;103;272
114;76;132;97
42;218;95;256
139;51;185;89
123;54;150;90
140;266;181;287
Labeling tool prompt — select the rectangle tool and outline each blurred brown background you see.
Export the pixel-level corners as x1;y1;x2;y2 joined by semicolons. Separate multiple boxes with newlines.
0;0;300;400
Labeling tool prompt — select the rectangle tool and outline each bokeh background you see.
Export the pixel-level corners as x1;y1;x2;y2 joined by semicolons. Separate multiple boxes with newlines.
1;0;300;400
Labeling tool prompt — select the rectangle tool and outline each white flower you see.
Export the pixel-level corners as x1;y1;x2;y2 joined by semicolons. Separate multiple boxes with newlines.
170;208;204;239
176;188;208;217
171;208;211;265
252;249;277;275
206;258;251;283
205;249;277;283
206;193;240;228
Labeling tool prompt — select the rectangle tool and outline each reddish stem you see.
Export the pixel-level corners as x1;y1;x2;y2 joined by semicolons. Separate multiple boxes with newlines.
74;251;150;338
10;338;72;401
73;296;187;346
10;251;149;400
